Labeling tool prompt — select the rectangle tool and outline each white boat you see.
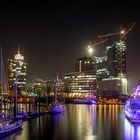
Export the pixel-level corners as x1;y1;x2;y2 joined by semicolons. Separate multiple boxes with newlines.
0;119;23;137
125;84;140;122
73;98;96;104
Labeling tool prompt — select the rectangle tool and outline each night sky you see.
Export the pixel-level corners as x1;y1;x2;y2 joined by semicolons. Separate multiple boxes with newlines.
0;2;139;90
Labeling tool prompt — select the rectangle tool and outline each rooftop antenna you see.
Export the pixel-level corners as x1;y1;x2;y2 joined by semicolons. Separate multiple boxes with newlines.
17;41;20;54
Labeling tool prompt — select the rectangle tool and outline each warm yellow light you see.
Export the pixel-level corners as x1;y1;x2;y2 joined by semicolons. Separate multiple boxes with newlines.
120;30;125;34
88;46;93;56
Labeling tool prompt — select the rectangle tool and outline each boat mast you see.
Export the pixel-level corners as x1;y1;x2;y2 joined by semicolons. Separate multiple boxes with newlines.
0;47;5;111
14;62;18;118
0;48;3;110
53;73;58;102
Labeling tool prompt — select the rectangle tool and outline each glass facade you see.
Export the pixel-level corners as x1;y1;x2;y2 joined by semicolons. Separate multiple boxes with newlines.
95;56;110;81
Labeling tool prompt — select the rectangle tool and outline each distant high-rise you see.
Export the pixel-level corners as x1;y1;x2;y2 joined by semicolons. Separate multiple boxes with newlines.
8;48;27;95
64;56;97;97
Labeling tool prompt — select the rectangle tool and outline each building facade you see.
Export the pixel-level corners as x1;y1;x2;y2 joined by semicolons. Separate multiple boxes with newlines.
96;41;127;96
64;71;97;97
8;49;27;96
64;56;97;97
97;77;127;97
95;56;110;81
106;41;126;78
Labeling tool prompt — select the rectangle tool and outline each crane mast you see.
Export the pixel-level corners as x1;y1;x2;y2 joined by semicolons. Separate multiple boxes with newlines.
98;22;136;41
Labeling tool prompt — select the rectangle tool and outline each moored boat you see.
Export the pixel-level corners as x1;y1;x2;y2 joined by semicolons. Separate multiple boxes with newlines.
49;101;65;114
48;74;66;114
125;83;140;122
73;98;96;104
0;47;23;137
0;119;23;137
11;112;27;120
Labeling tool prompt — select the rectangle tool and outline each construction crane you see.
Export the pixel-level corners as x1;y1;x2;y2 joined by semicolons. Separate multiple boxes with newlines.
98;22;136;41
87;22;136;57
97;22;136;81
87;38;108;57
88;38;108;47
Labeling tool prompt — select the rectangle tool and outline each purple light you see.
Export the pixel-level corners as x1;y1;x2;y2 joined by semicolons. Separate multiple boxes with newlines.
134;85;140;96
92;101;96;104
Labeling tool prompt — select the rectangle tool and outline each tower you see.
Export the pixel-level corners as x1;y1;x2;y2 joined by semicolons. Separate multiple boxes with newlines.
8;48;27;96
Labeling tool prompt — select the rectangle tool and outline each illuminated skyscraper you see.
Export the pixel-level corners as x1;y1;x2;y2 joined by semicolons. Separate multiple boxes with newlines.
8;48;26;95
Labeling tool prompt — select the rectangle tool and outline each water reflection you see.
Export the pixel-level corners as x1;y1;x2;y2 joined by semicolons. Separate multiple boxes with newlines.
2;103;47;117
1;104;135;140
124;118;140;140
0;128;22;140
66;104;97;140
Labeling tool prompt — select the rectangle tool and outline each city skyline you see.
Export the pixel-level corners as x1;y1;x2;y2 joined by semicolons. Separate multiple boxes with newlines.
0;2;139;89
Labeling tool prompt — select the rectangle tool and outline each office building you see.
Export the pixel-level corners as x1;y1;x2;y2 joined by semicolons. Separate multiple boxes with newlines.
8;48;27;95
64;71;97;97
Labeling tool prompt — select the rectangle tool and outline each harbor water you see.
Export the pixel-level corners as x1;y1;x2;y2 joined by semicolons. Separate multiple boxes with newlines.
1;104;140;140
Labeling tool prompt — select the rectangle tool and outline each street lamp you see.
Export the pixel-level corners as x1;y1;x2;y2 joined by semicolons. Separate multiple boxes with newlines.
87;45;93;57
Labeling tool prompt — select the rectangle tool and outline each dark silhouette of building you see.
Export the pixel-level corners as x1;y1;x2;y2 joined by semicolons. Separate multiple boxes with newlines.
75;57;96;72
106;41;126;78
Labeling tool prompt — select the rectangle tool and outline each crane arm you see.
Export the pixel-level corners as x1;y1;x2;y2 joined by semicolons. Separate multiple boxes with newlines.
93;38;108;46
98;32;120;38
98;22;136;39
126;22;136;33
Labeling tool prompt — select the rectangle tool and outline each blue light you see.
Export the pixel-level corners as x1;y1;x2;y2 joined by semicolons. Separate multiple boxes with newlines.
124;118;134;139
92;101;96;104
134;85;140;96
124;118;140;140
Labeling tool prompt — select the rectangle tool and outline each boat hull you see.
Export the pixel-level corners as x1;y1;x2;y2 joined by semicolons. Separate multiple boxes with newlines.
125;106;140;123
49;102;65;114
50;107;65;114
0;120;23;137
73;99;96;104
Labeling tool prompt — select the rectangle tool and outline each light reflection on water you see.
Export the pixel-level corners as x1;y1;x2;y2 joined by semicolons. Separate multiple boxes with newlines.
124;118;140;140
1;104;140;140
